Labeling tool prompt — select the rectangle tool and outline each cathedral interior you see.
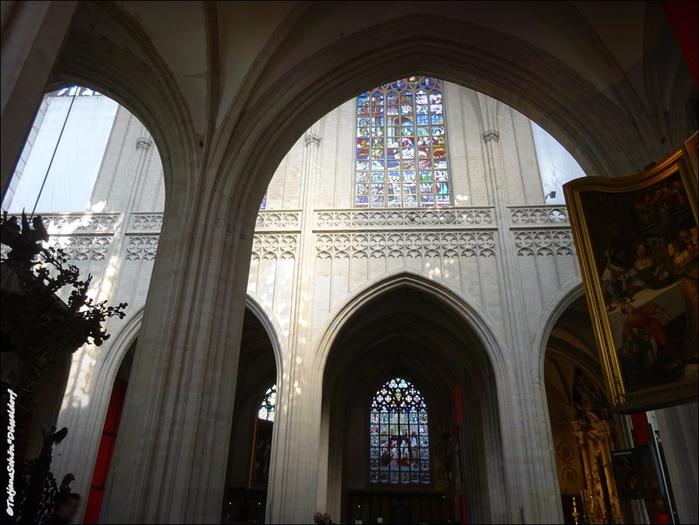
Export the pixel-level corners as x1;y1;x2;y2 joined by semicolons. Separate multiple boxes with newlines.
1;2;697;524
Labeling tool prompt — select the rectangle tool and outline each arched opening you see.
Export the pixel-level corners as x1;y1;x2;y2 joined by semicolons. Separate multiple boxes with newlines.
542;291;692;525
222;305;280;524
320;281;503;524
1;79;165;481
83;339;135;523
542;294;624;524
0;78;168;524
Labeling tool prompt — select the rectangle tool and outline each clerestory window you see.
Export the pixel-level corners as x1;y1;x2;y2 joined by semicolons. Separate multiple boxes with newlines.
370;377;430;484
355;76;450;208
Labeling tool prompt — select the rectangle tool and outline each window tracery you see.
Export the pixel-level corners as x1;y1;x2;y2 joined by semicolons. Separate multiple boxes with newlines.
356;76;450;208
370;377;430;484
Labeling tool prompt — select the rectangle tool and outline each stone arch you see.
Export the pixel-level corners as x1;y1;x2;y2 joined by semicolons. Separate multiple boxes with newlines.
528;279;589;510
218;294;284;522
312;268;510;523
51;2;199;220
53;304;145;519
311;268;508;379
531;277;586;374
244;291;286;394
212;13;668;238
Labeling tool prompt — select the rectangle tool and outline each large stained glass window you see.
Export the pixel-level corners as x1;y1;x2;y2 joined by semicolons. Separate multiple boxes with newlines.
258;384;277;422
370;378;430;484
355;76;449;208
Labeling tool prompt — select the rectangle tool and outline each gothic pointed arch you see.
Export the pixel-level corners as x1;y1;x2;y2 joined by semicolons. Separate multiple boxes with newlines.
246;291;286;384
213;13;677;233
312;269;507;378
316;269;509;523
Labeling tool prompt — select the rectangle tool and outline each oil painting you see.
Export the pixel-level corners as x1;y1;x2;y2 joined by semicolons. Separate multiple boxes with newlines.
564;149;698;412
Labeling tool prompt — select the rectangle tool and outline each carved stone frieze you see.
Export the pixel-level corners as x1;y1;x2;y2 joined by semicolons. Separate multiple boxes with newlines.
51;236;112;262
510;206;569;226
514;229;575;256
42;214;118;234
316;208;494;229
130;214;163;231
251;234;299;261
255;211;301;230
315;231;496;259
125;236;159;261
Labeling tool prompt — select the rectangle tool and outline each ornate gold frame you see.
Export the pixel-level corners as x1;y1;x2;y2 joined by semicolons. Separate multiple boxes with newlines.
564;147;698;413
685;131;698;176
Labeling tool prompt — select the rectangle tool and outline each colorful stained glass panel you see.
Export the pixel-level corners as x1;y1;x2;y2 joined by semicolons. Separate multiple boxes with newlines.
258;385;277;422
369;377;430;485
355;76;450;207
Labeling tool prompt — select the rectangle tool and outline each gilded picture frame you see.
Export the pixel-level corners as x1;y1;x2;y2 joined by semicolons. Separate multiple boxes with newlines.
685;131;698;176
564;148;698;413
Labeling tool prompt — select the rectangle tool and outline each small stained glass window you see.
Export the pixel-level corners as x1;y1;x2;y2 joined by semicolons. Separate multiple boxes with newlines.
258;384;276;422
369;377;430;484
356;77;450;208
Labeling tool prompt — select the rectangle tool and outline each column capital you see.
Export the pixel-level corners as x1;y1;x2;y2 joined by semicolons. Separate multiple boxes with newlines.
482;129;500;143
305;133;321;146
136;137;153;151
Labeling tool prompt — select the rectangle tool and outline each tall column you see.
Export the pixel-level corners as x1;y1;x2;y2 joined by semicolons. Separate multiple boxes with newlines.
477;94;562;523
654;402;698;524
1;1;78;199
97;169;255;523
267;126;324;524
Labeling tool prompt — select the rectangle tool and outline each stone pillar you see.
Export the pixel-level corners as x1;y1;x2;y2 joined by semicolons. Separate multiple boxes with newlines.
266;126;324;524
477;94;562;523
654;402;698;524
1;1;78;200
96;178;255;523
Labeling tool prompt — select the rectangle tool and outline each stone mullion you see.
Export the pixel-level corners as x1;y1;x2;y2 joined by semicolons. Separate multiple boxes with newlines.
267;125;323;523
478;94;561;523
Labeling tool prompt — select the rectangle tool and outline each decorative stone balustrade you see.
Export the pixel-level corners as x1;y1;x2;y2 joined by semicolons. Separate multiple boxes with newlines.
42;213;119;234
255;211;301;230
315;208;494;229
315;230;496;259
13;207;577;262
509;206;569;227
